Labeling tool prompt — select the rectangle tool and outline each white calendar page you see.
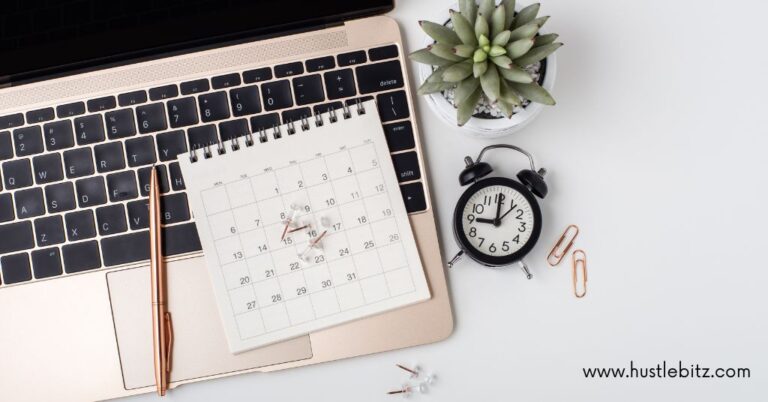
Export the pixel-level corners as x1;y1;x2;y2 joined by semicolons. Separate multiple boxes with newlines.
179;101;431;353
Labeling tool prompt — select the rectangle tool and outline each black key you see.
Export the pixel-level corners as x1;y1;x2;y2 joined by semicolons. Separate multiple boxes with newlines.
161;193;190;224
94;142;125;173
400;182;427;213
250;113;280;132
45;182;76;213
105;109;136;139
392;151;421;183
32;153;64;184
219;119;249;141
106;171;138;202
324;69;357;100
163;223;202;256
65;210;96;241
118;90;147;106
383;121;415;152
62;240;101;273
75;176;107;208
199;92;230;122
337;50;367;66
0;221;35;254
136;103;168;133
0;132;13;160
169;162;186;191
306;56;336;72
96;204;127;236
2;159;33;189
368;44;399;61
26;108;55;123
188;125;218;149
356;60;405;94
56;102;86;118
230;85;262;116
63;147;94;178
0;253;32;284
261;80;293;111
243;67;272;83
138;166;170;196
180;79;210;95
376;90;410;122
13;126;44;157
102;231;150;266
15;188;45;219
167;97;199;128
125;136;157;167
74;114;106;145
43;120;75;151
274;62;304;78
34;216;66;247
282;108;312;125
0;193;14;222
87;96;117;112
127;199;149;230
156;130;187;161
313;101;344;116
292;74;325;106
149;84;179;101
212;73;241;89
0;113;24;129
31;248;63;279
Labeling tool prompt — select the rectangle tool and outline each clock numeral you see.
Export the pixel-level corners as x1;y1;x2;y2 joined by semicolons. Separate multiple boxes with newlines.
466;214;475;223
502;241;510;252
473;204;485;214
483;195;493;206
468;227;477;237
513;235;520;244
516;209;524;219
519;221;527;232
489;243;497;253
477;237;485;247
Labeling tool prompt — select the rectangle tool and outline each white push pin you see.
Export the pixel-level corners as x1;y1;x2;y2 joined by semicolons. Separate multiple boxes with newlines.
387;383;428;398
396;364;437;387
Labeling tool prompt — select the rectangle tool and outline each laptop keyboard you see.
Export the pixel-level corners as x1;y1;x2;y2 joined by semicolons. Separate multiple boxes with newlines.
0;44;428;286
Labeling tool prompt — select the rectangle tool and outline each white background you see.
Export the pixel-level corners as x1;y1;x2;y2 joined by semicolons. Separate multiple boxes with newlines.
128;0;768;400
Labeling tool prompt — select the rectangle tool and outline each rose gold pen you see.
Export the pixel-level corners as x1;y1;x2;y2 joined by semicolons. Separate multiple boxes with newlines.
150;166;173;396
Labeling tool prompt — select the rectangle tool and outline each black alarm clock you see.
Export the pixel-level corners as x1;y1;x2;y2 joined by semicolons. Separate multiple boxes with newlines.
446;145;548;279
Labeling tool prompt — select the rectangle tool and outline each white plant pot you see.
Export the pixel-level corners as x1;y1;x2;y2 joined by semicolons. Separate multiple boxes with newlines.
416;2;558;139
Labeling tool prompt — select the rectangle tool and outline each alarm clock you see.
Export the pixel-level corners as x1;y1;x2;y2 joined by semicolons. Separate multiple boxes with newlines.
446;145;548;279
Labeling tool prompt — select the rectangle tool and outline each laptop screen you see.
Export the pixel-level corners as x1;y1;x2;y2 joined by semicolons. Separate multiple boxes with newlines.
0;0;394;85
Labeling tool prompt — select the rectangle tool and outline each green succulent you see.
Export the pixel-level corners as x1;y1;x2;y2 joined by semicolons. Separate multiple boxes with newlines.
410;0;563;126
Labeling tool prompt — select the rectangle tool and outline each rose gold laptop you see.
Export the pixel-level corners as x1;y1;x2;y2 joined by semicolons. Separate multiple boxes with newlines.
0;1;453;400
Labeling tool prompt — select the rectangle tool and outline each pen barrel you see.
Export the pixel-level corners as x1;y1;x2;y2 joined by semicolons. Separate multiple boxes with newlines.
149;167;170;395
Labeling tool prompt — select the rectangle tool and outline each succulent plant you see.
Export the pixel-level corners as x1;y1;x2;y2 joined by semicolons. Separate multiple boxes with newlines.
410;0;562;126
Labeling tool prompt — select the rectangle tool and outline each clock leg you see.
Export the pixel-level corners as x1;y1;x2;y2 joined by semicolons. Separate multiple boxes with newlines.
518;260;533;280
446;250;464;269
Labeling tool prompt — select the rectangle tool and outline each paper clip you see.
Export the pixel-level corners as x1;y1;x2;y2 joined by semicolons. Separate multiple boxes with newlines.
572;249;587;298
547;224;579;266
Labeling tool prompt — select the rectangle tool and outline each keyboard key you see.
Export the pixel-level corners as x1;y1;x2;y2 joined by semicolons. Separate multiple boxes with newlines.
65;210;97;241
161;193;190;224
87;96;117;112
306;56;336;72
156;130;187;161
376;90;410;122
180;79;210;95
118;90;147;106
199;92;231;122
13;126;44;157
293;74;325;106
250;113;280;133
0;221;35;254
261;80;293;111
45;182;76;213
34;216;65;247
149;84;179;101
56;102;86;118
324;69;357;100
62;240;101;273
383;121;415;152
32;153;64;184
102;231;150;266
188;125;218;149
163;223;202;256
392;151;421;182
337;50;367;66
313;101;343;116
137;165;170;196
0;253;32;284
282;108;312;125
356;60;405;94
127;199;149;230
43;120;75;151
2;159;33;189
0;113;24;129
75;176;107;208
167;97;199;128
125;136;156;167
105;109;136;139
63;147;94;178
74;114;106;145
0;132;12;160
243;67;272;83
96;204;127;236
368;44;399;61
137;103;168;133
169;162;185;191
94;142;125;172
0;193;14;222
15;188;45;219
274;62;304;78
219;119;249;141
106;171;138;202
230;85;262;116
212;73;241;89
31;248;63;279
26;107;55;123
400;182;427;213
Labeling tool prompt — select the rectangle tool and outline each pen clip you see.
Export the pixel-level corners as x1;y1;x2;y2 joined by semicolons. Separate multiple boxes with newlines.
164;312;174;373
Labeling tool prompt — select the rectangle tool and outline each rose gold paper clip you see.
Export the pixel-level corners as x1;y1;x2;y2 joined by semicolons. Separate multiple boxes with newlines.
572;249;587;298
547;224;579;266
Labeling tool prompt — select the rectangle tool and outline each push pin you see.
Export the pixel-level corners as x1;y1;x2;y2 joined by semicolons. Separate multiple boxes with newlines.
280;204;302;241
396;364;421;379
299;229;328;263
387;383;427;398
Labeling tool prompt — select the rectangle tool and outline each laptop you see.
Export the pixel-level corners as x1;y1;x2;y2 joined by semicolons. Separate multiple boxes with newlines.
0;1;454;400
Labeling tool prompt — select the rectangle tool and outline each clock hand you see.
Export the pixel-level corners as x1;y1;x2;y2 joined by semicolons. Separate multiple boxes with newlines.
475;217;496;224
493;193;504;225
499;206;514;221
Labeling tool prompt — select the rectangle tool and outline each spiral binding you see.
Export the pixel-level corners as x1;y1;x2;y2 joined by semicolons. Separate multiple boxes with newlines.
188;101;367;163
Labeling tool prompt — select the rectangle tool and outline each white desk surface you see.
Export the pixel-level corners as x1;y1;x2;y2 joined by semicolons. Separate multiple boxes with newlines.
128;0;768;400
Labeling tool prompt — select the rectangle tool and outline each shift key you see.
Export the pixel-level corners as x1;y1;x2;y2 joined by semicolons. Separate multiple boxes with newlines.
355;60;404;94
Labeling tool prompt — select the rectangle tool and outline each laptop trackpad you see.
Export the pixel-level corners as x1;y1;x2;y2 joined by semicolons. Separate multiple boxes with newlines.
107;257;313;390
